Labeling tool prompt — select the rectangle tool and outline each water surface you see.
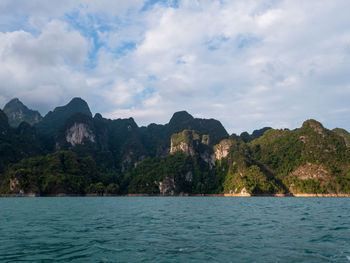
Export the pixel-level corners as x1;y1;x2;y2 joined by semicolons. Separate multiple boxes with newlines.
0;197;349;262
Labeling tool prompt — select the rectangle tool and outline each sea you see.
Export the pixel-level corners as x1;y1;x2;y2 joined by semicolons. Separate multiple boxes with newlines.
0;197;349;262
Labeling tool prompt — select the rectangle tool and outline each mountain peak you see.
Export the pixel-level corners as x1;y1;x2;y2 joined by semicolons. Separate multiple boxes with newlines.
169;111;194;125
7;98;21;104
35;98;92;143
51;97;92;117
5;98;24;108
166;110;228;146
302;119;325;134
3;98;42;127
68;97;88;105
56;97;91;115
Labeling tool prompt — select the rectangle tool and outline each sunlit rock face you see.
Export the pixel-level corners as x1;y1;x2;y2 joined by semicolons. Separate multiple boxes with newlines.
66;123;95;146
214;139;233;160
170;130;200;156
170;130;215;167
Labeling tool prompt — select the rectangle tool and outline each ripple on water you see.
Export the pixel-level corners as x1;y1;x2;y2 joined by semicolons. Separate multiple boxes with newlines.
0;197;350;262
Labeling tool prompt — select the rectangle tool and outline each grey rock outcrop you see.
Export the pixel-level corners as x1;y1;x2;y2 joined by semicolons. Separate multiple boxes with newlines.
66;123;95;146
159;177;176;195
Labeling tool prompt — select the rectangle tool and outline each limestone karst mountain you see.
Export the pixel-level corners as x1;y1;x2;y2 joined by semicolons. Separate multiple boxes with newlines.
1;98;350;196
3;98;42;127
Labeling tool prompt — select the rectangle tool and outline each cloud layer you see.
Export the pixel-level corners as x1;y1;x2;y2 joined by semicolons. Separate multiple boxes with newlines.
0;0;350;133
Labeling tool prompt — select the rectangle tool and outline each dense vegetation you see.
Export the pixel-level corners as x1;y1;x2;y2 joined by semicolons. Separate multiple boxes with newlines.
0;112;43;174
218;120;350;194
1;98;350;195
0;151;99;194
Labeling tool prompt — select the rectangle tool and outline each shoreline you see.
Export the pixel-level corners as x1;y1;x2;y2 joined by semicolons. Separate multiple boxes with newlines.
1;193;350;197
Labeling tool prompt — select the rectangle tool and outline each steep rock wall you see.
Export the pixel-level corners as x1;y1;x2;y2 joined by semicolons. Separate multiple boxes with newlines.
66;123;95;146
214;139;233;160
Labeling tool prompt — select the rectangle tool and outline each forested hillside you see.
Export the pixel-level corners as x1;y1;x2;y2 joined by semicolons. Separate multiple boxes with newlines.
1;98;350;196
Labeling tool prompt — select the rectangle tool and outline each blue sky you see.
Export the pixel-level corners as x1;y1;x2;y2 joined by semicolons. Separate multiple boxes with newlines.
0;0;350;134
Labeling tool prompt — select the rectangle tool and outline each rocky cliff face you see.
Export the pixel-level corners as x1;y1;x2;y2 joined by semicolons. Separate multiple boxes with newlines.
159;177;176;195
225;186;250;196
170;130;216;167
170;130;200;156
9;178;23;194
291;162;328;180
287;163;330;194
65;123;95;146
214;139;233;160
158;171;194;195
35;97;92;139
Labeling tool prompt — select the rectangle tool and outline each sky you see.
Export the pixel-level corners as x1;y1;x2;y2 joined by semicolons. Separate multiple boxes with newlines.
0;0;350;134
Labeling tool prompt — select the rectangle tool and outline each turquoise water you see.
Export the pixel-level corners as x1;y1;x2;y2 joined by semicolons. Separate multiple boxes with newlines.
0;197;350;262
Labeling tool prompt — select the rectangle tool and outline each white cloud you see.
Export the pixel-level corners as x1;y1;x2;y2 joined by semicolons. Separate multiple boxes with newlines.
3;21;87;67
256;9;283;29
101;79;145;107
0;20;89;111
1;0;350;134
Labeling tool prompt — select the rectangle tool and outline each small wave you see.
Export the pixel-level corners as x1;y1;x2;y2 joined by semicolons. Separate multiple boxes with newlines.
330;226;348;231
347;255;350;261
